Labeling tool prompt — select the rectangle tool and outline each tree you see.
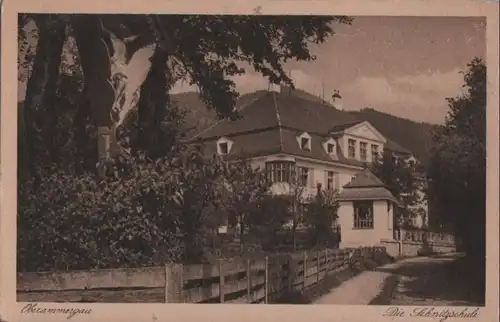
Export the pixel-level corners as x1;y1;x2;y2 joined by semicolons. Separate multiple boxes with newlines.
20;15;66;181
303;184;340;246
246;194;293;249
370;151;421;228
428;57;486;256
20;14;352;173
283;179;307;250
218;157;271;251
70;15;350;161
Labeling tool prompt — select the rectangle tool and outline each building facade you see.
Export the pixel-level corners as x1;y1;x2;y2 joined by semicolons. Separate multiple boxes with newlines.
191;86;428;245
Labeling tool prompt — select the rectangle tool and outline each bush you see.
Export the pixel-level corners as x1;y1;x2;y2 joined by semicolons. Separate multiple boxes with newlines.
17;150;226;271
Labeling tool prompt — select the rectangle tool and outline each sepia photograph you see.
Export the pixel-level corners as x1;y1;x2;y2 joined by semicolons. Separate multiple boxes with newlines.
14;12;489;307
1;1;498;321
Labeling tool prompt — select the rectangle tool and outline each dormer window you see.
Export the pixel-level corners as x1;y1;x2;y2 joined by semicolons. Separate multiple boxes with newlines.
301;137;310;150
323;138;337;157
297;132;312;151
217;137;233;155
219;142;228;155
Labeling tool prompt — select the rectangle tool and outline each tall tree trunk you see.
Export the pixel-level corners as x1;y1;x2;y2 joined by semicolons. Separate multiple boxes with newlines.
22;15;66;182
137;49;172;157
72;15;157;171
71;15;115;176
73;86;95;174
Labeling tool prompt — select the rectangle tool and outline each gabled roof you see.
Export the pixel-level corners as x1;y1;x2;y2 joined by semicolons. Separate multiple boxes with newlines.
343;168;386;189
329;121;364;133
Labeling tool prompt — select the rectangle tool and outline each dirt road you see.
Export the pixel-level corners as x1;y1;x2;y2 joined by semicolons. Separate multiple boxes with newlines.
312;253;483;306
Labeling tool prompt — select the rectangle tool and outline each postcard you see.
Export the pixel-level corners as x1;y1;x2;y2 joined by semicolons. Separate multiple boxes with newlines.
1;0;499;321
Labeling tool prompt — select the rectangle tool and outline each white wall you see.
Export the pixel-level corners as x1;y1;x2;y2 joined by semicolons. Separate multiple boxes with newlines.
337;200;394;247
342;134;383;162
253;156;360;200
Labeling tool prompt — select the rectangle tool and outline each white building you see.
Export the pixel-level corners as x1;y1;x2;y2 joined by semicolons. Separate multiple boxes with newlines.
191;86;428;246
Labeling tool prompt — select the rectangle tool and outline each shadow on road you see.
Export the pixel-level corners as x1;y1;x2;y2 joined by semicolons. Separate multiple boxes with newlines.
372;255;485;306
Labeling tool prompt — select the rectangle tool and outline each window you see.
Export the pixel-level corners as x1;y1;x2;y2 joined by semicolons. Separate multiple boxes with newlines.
301;137;310;151
348;139;356;159
371;144;379;161
360;142;368;161
353;201;374;229
327;143;335;154
326;171;339;190
217;137;233;155
219;142;228;155
298;167;309;186
266;162;295;183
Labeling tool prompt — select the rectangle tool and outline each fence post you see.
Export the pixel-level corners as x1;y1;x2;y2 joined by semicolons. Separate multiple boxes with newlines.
165;263;183;303
325;249;329;273
264;256;269;304
303;251;307;290
316;250;320;284
247;259;252;303
219;260;225;303
287;255;294;293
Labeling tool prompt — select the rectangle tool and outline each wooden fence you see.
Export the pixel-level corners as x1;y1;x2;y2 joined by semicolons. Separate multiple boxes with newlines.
395;228;456;245
17;246;388;303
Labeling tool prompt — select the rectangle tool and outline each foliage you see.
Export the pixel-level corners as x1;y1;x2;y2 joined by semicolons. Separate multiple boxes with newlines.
17;146;239;270
17;14;353;269
246;194;294;245
370;151;423;228
428;57;486;259
281;178;307;250
303;184;340;246
218;158;271;238
18;153;182;271
149;15;351;120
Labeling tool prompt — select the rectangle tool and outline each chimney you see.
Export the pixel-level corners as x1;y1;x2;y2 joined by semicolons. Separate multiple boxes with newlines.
331;90;342;109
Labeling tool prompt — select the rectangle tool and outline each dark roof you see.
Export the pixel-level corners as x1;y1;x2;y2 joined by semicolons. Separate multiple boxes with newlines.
343;168;386;188
385;138;412;155
329;121;364;133
199;128;282;159
337;187;399;203
191;91;275;140
280;128;364;166
190;89;419;167
339;168;398;203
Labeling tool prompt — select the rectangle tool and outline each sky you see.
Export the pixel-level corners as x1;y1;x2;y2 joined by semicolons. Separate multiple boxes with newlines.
171;16;486;124
18;16;486;124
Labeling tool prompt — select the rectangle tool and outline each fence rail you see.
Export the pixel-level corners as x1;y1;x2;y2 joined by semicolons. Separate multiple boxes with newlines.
395;228;455;245
17;246;388;303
